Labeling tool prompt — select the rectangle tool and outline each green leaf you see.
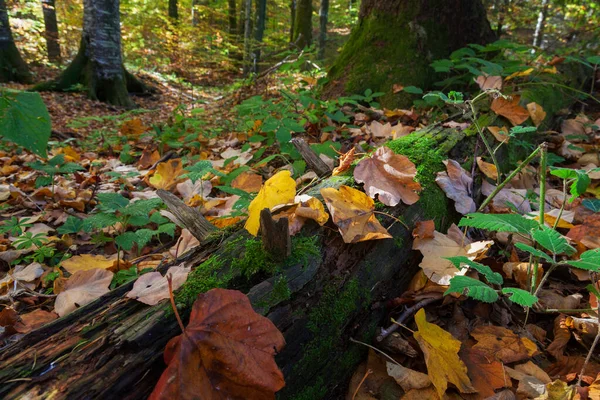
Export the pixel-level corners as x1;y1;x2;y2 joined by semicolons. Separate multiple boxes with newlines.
458;213;539;234
501;288;538;307
135;229;156;248
445;256;503;285
586;284;600;300
97;193;130;211
122;198;163;217
0;90;51;157
157;222;176;237
569;249;600;272
582;199;600;213
115;232;137;251
514;243;554;263
57;216;85;235
532;227;575;255
445;276;498;303
403;86;424;94
85;213;120;230
216;185;252;198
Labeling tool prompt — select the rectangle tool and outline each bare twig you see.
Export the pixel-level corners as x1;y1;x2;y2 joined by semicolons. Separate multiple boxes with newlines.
377;295;442;341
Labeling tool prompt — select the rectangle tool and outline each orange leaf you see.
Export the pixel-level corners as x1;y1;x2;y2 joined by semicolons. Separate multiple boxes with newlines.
149;159;185;191
476;157;498;180
491;95;530;126
412;220;435;240
332;147;356;176
149;289;285;400
460;346;509;397
488;126;510;143
526;102;547;127
231;172;263;193
471;325;538;364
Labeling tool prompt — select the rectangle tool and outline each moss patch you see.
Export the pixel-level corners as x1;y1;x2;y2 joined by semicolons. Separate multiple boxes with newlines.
175;254;232;308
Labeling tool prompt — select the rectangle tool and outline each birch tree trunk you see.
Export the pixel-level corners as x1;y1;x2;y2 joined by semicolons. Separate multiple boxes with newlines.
532;0;549;48
293;0;312;48
168;0;179;20
35;0;149;107
317;0;328;59
0;0;31;83
41;0;61;63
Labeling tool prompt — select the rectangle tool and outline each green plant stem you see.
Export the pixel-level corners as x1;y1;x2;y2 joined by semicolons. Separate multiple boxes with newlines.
533;263;559;297
542;308;598;314
478;145;542;212
467;92;501;184
552;179;569;230
538;143;547;226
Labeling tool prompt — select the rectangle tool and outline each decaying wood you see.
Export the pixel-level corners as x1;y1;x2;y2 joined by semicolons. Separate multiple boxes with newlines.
291;137;333;176
260;208;291;258
0;127;467;400
156;189;215;241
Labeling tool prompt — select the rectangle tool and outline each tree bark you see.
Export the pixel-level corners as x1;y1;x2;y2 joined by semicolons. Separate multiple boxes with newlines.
293;0;312;48
242;0;252;75
228;0;237;35
252;0;267;73
34;0;150;107
326;0;496;107
168;0;179;20
317;0;328;59
0;126;470;400
532;0;548;48
0;0;31;83
289;0;295;43
41;0;61;64
192;0;199;26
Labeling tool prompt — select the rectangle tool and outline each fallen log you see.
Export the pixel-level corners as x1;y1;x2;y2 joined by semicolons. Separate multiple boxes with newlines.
0;126;469;399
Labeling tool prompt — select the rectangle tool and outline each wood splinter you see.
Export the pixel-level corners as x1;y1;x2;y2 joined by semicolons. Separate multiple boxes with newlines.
260;208;291;259
291;138;333;177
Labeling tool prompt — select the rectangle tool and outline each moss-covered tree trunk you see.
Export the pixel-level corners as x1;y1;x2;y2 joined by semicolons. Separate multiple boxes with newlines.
35;0;147;107
41;0;61;63
0;0;31;83
293;0;312;48
326;0;496;107
0;126;471;400
168;0;179;20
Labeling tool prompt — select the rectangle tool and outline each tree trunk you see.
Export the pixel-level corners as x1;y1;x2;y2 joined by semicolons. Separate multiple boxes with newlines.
0;0;31;83
242;0;252;75
41;0;61;64
317;0;328;59
168;0;179;20
0;126;471;400
289;0;296;43
532;0;548;48
293;0;312;48
228;0;237;35
252;0;266;73
326;0;496;107
34;0;149;107
192;0;199;26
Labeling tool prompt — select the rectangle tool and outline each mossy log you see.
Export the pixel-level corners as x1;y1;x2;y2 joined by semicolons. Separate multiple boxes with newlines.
0;127;471;400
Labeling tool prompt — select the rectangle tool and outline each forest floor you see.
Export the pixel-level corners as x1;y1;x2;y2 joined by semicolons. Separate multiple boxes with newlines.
2;57;600;399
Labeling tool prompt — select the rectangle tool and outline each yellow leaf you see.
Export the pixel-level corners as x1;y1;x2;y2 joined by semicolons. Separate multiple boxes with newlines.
506;68;534;80
120;118;148;136
476;157;498;180
534;213;575;229
321;185;392;243
527;102;547;127
413;309;475;398
244;170;296;236
149;159;185;190
61;253;124;274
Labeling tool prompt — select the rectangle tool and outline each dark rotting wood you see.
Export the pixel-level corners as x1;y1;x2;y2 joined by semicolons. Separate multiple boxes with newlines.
260;208;291;258
156;189;216;241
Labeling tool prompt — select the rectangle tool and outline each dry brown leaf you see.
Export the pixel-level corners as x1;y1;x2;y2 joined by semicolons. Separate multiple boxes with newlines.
401;386;440;400
527;102;547;127
503;262;542;289
475;75;503;91
413;309;475;397
231;172;263;193
321;185;392;243
482;180;531;213
460;346;508;398
354;146;421;206
538;290;582;310
54;269;113;317
412;220;435;240
514;361;551;384
548;356;600;385
126;264;190;305
471;325;539;364
547;315;572;359
332;147;356;176
15;309;58;333
346;350;403;400
169;229;200;258
488;126;510;143
412;230;492;285
435;159;476;215
568;214;600;249
477;157;499;180
386;361;432;392
120;118;148;136
491;95;530;126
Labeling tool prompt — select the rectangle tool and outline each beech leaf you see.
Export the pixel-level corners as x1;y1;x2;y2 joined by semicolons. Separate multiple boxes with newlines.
491;95;530;126
54;269;113;317
435;159;476;215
